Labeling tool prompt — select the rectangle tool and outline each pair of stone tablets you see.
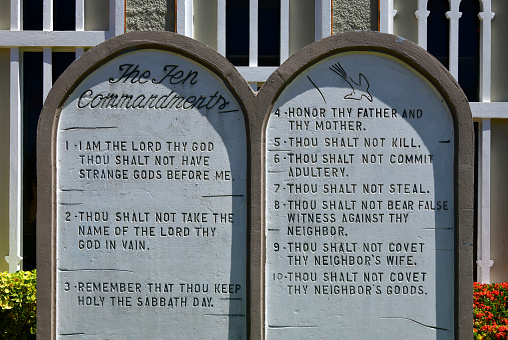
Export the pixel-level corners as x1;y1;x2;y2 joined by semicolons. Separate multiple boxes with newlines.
37;31;473;339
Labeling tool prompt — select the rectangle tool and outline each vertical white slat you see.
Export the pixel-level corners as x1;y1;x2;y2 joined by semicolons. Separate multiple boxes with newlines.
177;0;193;37
446;0;462;79
478;0;494;102
380;0;397;33
280;0;289;63
315;0;321;40
11;0;21;30
110;0;125;36
315;0;331;40
76;0;85;31
43;0;53;31
176;0;186;35
43;48;52;100
186;0;193;37
76;48;84;59
6;47;22;272
217;0;226;56
416;0;430;49
249;0;258;67
477;119;493;283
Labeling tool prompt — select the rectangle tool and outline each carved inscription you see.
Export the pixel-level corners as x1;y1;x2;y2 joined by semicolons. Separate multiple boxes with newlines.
265;54;454;338
57;51;247;338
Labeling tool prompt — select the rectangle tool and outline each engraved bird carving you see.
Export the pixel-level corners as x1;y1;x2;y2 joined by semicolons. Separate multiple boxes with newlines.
329;62;373;102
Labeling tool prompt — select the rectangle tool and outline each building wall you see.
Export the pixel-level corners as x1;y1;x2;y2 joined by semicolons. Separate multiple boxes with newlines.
289;0;315;56
124;1;376;55
0;0;9;30
491;120;508;283
393;0;417;43
193;0;218;51
84;0;110;30
491;0;508;102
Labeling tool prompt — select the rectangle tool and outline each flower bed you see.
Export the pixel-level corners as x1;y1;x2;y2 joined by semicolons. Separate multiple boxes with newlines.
0;270;36;339
474;282;508;339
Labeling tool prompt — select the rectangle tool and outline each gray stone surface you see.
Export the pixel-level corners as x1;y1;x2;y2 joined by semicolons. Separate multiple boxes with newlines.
333;0;375;33
265;52;455;339
55;49;247;338
126;0;175;32
37;30;474;340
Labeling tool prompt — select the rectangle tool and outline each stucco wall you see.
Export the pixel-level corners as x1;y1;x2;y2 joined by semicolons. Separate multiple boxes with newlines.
84;0;109;31
126;0;175;32
393;0;417;43
492;0;508;101
333;0;377;34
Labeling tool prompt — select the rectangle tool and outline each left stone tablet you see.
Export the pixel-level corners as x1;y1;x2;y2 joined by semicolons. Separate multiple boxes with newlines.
37;32;252;339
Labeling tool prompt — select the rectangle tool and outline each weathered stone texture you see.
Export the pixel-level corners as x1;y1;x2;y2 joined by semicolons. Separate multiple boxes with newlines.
126;0;175;32
333;0;373;33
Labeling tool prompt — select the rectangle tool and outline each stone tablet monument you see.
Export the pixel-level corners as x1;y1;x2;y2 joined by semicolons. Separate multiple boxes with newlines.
38;31;473;339
37;32;254;339
258;32;473;339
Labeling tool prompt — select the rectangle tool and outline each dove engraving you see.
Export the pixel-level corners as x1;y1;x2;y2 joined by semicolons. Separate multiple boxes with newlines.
329;62;373;102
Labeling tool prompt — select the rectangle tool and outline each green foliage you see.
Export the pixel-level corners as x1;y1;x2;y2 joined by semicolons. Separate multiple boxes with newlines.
474;282;508;339
0;270;36;339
